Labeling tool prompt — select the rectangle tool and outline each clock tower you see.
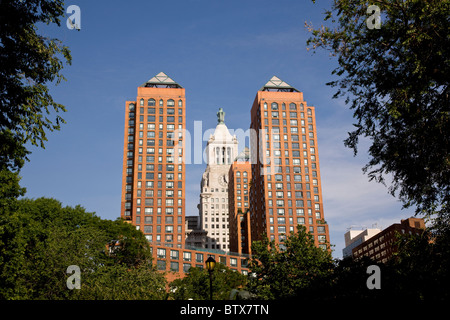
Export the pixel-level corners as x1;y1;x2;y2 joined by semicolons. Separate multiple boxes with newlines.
198;108;238;251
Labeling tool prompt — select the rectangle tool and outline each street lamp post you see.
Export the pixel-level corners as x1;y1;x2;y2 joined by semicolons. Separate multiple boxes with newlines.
205;256;216;300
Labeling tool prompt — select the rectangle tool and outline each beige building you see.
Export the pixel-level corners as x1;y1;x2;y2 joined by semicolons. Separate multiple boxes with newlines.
198;108;238;251
343;227;382;258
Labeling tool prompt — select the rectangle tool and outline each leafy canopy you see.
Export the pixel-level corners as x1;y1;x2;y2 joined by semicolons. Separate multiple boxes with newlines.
170;263;248;300
0;0;71;172
247;225;333;300
306;0;449;218
0;197;166;300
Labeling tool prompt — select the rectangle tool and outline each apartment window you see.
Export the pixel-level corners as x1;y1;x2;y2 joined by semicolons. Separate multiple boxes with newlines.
170;250;179;259
170;262;179;272
157;248;166;258
157;260;166;271
148;99;156;106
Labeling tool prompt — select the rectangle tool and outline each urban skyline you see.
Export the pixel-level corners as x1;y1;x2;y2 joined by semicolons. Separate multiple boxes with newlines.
17;0;416;259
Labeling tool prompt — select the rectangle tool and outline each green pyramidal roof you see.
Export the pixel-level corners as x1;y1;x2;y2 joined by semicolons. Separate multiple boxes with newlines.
260;76;299;92
141;72;183;88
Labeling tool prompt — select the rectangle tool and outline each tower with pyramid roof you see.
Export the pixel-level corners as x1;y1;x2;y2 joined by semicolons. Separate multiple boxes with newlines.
249;75;330;251
121;71;186;248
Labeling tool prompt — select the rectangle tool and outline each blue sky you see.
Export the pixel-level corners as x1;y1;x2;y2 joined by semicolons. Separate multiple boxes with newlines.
19;0;415;259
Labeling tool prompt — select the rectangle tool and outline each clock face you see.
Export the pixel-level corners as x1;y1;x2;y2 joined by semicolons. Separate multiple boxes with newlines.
218;174;228;186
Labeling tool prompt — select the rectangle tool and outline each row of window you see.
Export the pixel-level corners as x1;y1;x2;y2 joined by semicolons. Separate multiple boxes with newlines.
136;216;182;223
155;249;244;266
262;102;309;112
128;122;183;132
268;217;325;228
235;171;248;177
203;187;227;193
136;107;183;115
264;133;315;143
202;211;228;217
214;146;233;165
269;224;327;236
129;180;182;190
127;171;183;181
126;164;182;174
156;249;248;274
205;243;229;250
263;116;314;125
146;234;182;243
203;224;229;230
127;163;182;172
263;207;322;217
141;225;182;233
262;110;310;119
131;115;183;123
132;98;183;108
130;198;183;206
205;217;229;222
130;123;182;131
130;130;181;139
125;202;182;215
135;207;183;215
261;125;315;134
265;199;320;207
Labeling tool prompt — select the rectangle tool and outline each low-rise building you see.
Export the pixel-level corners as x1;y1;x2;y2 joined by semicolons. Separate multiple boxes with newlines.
350;217;425;264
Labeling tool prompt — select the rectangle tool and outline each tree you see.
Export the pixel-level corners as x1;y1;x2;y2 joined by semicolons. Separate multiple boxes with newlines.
387;226;450;301
0;3;74;295
0;0;71;177
306;0;449;218
0;197;166;299
247;226;333;300
0;0;72;228
170;263;248;300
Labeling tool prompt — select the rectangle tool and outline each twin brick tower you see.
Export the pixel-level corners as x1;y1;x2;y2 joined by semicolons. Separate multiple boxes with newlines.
121;72;330;273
